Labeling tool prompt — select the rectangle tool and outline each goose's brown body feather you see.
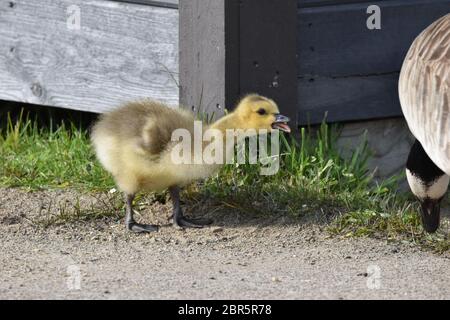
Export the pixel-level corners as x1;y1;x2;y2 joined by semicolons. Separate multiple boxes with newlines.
399;13;450;175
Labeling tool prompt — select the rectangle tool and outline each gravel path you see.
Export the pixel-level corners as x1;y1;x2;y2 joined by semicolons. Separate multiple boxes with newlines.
0;188;449;300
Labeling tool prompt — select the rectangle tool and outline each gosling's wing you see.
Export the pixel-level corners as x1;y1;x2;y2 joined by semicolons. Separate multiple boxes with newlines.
399;13;450;175
92;100;196;159
137;104;195;157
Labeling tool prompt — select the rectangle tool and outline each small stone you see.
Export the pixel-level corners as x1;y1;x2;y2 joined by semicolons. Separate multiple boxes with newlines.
271;277;281;283
357;272;368;277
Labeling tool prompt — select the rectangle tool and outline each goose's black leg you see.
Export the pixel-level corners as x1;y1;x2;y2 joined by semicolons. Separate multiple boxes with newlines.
125;193;159;233
169;186;212;228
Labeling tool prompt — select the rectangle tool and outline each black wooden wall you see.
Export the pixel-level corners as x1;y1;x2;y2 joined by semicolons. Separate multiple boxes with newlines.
297;0;450;124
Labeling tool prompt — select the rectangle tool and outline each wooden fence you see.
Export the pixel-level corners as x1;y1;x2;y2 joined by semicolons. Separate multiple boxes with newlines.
1;0;449;125
0;0;179;112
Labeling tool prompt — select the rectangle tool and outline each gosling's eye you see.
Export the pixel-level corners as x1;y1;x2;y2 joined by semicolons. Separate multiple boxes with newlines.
257;108;266;115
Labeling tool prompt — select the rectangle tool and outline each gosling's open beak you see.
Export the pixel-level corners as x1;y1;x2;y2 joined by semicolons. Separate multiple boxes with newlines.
420;199;441;233
271;114;291;133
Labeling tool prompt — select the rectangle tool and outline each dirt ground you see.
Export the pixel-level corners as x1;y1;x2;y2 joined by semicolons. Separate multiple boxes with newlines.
0;188;449;300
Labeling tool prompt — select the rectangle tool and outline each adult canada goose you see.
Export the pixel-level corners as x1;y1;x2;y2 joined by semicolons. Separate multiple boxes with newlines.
91;94;290;233
399;13;450;233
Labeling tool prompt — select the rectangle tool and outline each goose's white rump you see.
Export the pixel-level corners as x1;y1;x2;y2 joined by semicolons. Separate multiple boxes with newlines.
399;13;450;175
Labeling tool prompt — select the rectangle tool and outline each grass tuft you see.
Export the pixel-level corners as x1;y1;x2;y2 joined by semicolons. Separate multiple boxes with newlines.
35;192;124;228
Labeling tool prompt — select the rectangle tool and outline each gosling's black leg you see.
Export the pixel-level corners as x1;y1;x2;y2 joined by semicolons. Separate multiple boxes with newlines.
169;186;212;228
125;193;159;233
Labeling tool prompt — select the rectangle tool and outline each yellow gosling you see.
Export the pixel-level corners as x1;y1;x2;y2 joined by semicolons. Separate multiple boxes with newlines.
91;94;290;232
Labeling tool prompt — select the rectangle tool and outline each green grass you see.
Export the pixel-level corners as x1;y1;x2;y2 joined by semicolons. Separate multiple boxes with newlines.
36;192;123;228
0;110;449;252
0;111;113;190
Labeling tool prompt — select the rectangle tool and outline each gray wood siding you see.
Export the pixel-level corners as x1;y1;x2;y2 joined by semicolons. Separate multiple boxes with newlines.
0;0;179;113
297;0;450;124
113;0;178;9
179;0;228;117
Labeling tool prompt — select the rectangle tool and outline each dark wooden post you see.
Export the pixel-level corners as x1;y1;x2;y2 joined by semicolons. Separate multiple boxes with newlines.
179;0;298;125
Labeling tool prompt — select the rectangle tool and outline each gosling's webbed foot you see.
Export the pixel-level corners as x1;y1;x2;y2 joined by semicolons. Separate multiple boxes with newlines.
127;222;159;233
174;216;213;229
169;186;213;229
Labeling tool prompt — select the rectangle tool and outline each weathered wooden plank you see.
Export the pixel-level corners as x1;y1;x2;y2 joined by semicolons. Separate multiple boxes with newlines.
0;0;179;113
179;0;233;116
113;0;178;9
298;0;450;77
297;73;401;124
